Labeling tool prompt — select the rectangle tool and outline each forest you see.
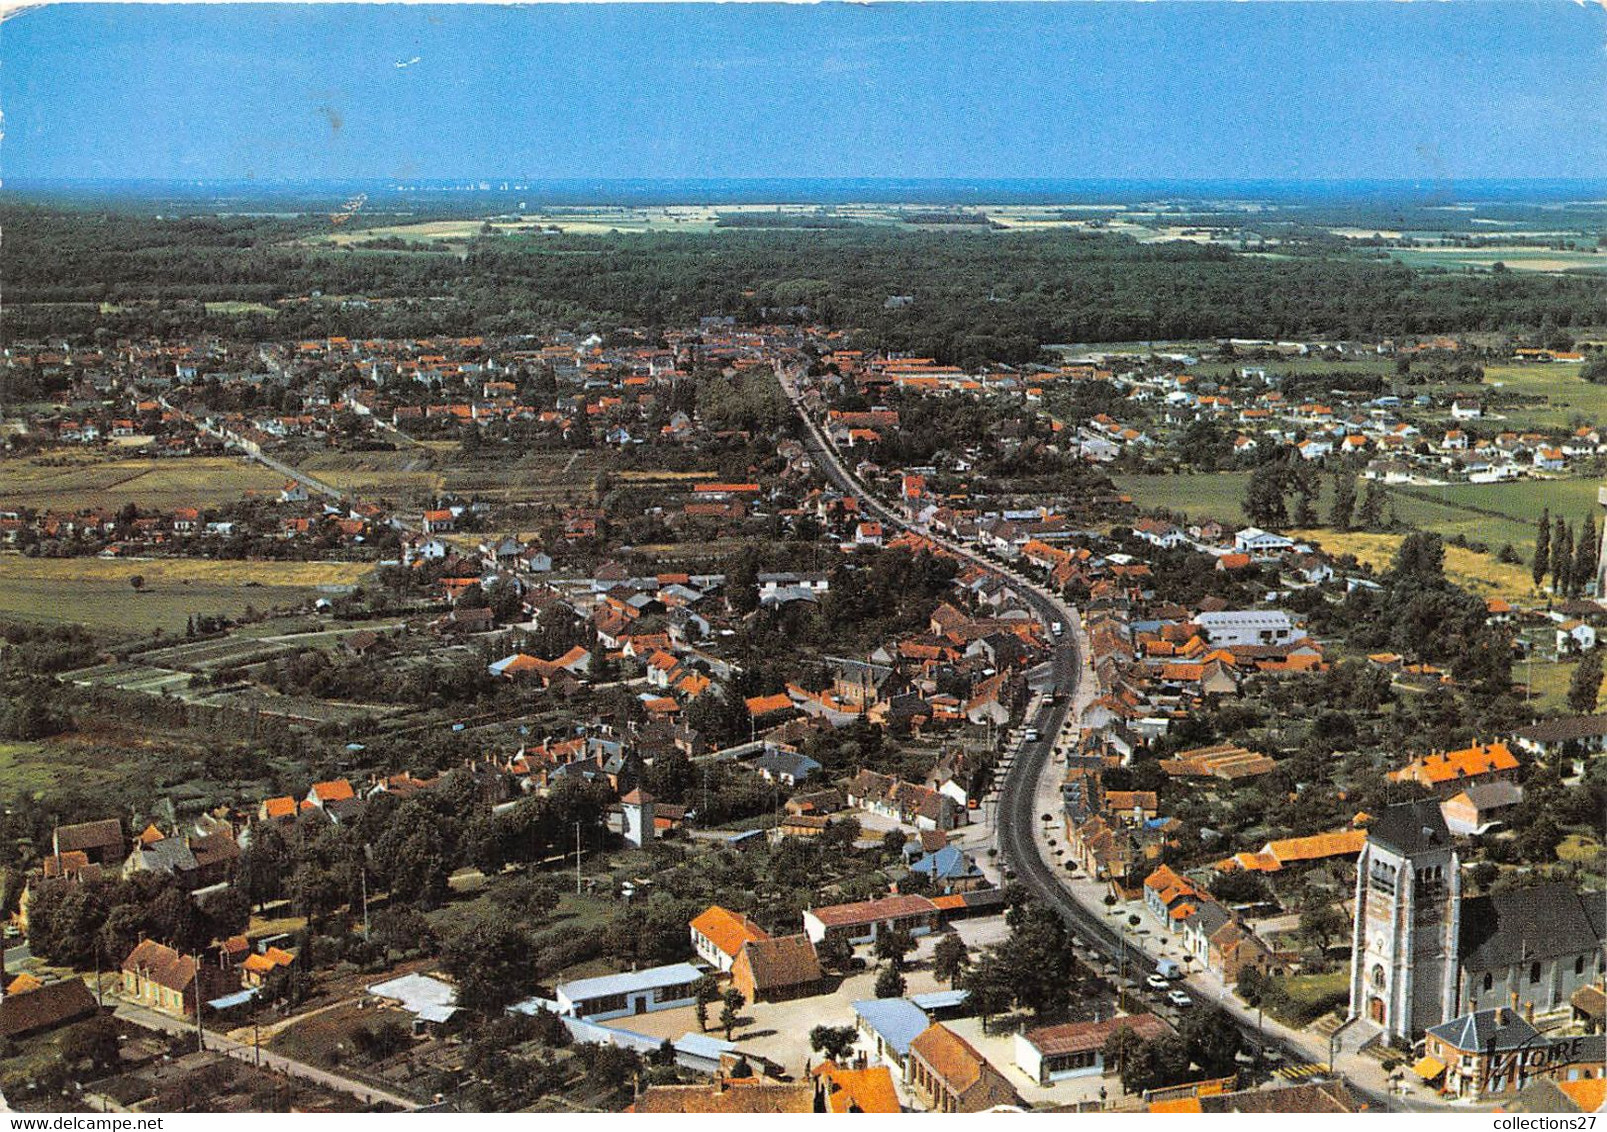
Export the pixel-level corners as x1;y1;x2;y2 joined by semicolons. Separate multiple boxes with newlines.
5;203;1605;364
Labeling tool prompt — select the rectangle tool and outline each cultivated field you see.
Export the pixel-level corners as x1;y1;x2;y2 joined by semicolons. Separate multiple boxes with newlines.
1287;528;1540;602
297;450;443;499
0;556;372;633
0;454;285;510
203;300;277;315
439;450;604;503
1388;246;1607;275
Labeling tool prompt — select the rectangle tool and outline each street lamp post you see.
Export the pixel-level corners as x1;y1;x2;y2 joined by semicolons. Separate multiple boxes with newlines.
1329;1015;1356;1076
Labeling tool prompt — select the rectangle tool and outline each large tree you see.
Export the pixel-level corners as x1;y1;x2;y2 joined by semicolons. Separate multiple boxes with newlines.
1568;650;1605;714
873;966;907;999
1357;481;1388;531
719;988;746;1039
1534;508;1552;589
440;914;535;1015
809;1024;859;1064
873;926;916;971
932;934;970;986
1328;472;1357;531
1242;463;1289;528
1552;516;1573;596
1576;514;1599;598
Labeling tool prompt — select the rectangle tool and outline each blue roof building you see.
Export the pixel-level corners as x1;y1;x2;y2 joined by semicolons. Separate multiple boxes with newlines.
851;997;932;1071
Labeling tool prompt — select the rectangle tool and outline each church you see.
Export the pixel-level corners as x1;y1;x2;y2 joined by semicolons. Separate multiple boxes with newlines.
1349;800;1606;1043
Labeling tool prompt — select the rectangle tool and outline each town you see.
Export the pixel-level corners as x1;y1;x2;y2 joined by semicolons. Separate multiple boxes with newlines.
3;0;1606;1116
2;304;1604;1114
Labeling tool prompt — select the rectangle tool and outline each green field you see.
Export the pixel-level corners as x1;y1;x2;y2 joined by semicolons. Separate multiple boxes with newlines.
1520;657;1575;713
0;455;286;511
440;450;605;503
298;450;443;499
0;557;372;634
1114;472;1256;524
1477;363;1607;431
1391;478;1600;559
1260;968;1351;1028
1116;469;1601;568
0;741;62;797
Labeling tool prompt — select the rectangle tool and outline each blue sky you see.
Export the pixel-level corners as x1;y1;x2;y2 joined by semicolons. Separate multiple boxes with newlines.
3;2;1603;182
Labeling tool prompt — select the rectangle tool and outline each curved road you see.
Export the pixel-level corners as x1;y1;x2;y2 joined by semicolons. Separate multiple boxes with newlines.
778;371;1406;1109
778;372;1148;966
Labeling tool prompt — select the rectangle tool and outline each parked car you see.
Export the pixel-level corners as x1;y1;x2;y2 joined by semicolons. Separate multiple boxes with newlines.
1167;989;1194;1008
1146;974;1171;991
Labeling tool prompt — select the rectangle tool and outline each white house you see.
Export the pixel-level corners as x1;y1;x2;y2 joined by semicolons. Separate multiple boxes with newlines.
1013;1015;1171;1085
1193;610;1304;648
1555;619;1597;654
554;963;704;1022
1233;527;1295;556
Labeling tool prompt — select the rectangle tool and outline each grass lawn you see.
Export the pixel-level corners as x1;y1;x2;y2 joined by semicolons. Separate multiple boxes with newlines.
0;741;62;797
0;455;286;511
1518;657;1576;713
0;556;373;633
1557;834;1603;864
1113;472;1254;523
1262;968;1350;1028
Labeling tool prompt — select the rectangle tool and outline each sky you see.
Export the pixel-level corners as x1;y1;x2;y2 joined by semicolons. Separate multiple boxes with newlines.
2;2;1604;183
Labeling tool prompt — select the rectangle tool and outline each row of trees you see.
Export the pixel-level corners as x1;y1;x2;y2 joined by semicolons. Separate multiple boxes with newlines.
1242;462;1389;533
1532;508;1599;598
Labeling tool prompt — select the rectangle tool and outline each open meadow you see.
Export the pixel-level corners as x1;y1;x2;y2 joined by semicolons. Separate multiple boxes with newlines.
1116;469;1605;573
0;454;286;511
1113;471;1255;522
1286;528;1541;603
0;556;372;633
1474;362;1607;432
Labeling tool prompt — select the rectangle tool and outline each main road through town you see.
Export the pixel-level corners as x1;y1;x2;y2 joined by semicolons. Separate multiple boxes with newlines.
776;369;1406;1111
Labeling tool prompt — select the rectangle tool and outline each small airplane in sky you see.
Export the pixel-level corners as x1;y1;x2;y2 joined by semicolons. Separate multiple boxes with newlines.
395;57;421;69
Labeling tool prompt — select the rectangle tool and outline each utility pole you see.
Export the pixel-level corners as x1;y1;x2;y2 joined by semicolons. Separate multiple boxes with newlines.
360;868;370;941
193;953;205;1053
575;820;582;895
